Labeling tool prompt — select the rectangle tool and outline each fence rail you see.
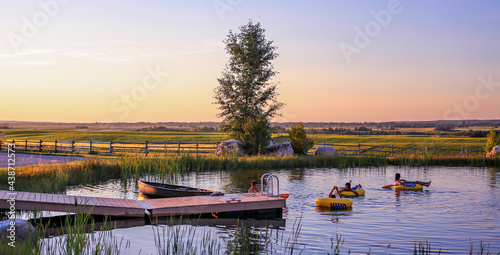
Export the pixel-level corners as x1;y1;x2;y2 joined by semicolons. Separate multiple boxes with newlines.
0;139;485;157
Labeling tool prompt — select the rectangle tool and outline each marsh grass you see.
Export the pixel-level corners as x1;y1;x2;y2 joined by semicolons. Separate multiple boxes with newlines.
151;216;304;255
0;207;129;255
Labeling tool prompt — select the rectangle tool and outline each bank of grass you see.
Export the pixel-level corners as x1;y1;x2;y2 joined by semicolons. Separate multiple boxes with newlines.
2;129;488;150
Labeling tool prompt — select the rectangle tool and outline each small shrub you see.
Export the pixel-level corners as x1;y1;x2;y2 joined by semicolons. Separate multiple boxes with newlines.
288;122;314;154
484;126;500;153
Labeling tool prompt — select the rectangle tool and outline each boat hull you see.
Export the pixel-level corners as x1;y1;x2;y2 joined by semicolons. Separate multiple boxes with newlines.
138;181;222;198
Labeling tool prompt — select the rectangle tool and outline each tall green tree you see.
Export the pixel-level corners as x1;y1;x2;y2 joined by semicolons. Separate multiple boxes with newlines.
484;126;500;153
214;21;284;154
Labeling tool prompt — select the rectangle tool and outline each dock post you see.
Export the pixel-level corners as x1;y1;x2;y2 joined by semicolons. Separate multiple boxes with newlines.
391;145;394;157
461;148;464;156
89;140;93;154
196;141;199;156
109;141;113;156
71;140;75;154
39;140;42;152
54;140;58;153
145;140;149;157
177;140;181;156
358;144;361;156
25;140;28;151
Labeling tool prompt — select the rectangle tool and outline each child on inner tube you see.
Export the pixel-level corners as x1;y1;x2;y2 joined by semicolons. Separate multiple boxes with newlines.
395;173;431;187
329;181;361;198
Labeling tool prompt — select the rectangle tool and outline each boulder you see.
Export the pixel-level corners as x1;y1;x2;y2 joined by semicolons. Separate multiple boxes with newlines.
215;139;246;156
263;142;293;156
314;146;339;156
0;219;36;243
486;145;500;158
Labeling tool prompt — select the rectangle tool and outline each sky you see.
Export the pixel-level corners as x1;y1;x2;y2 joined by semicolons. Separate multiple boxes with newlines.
0;0;499;123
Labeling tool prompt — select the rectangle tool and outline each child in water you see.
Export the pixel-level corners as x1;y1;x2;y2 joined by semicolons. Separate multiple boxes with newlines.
329;181;362;198
248;180;259;193
395;173;431;187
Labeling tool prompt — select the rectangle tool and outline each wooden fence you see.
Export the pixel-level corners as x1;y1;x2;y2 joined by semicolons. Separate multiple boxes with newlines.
310;142;484;157
0;139;484;157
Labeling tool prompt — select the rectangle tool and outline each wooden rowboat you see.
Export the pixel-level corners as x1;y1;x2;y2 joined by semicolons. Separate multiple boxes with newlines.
138;180;224;198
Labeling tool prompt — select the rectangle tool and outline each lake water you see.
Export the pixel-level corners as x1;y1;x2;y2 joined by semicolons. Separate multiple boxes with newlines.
63;166;500;254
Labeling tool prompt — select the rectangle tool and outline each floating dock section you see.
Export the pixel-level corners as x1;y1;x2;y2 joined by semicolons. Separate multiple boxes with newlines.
0;190;285;218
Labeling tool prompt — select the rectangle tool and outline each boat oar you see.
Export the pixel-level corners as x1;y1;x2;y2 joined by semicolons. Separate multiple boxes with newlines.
279;194;289;199
382;185;394;189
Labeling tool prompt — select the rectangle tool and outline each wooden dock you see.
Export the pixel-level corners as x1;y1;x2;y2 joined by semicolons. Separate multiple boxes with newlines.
0;190;285;218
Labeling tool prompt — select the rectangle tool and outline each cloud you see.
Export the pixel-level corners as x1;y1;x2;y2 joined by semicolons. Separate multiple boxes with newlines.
0;48;134;63
0;61;56;68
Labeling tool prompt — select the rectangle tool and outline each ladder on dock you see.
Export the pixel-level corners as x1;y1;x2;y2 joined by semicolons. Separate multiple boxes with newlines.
260;173;280;197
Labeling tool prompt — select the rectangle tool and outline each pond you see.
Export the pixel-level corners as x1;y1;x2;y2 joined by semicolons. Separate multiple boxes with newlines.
62;166;500;254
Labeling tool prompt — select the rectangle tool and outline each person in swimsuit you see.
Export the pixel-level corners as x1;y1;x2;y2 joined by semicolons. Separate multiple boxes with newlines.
395;173;431;187
248;180;259;193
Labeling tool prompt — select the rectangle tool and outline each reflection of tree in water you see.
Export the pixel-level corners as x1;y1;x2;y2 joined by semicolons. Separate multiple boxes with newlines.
288;168;306;182
223;169;270;193
487;167;498;188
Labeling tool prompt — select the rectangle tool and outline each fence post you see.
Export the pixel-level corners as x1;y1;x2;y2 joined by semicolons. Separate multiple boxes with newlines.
71;140;75;154
461;148;464;156
89;140;93;154
25;140;28;151
178;140;181;156
164;141;167;156
391;145;394;157
145;140;149;157
39;140;42;152
323;141;325;147
0;139;2;150
109;141;113;156
196;141;199;156
358;144;361;156
54;140;57;153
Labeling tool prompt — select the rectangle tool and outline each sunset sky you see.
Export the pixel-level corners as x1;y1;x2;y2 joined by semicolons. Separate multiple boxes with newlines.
1;0;499;123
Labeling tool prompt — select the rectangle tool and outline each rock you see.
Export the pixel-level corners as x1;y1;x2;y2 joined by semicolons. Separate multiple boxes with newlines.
486;145;500;158
263;142;293;156
0;219;36;243
314;146;339;156
215;139;247;156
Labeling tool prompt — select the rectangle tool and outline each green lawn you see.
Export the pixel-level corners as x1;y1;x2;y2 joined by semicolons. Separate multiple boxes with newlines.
2;130;487;151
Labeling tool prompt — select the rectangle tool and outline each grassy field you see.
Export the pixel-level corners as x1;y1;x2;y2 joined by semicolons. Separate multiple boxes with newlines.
1;130;488;151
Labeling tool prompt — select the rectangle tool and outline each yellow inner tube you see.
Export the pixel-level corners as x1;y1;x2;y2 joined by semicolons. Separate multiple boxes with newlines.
393;183;423;190
340;188;365;197
315;197;353;209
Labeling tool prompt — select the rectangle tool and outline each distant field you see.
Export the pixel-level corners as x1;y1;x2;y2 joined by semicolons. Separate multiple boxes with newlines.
2;130;229;143
1;130;488;151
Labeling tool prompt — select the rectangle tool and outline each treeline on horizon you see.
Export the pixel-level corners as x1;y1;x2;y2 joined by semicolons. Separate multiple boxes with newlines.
0;120;499;138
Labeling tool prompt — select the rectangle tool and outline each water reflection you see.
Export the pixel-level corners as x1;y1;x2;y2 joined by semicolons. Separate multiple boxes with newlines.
60;166;500;254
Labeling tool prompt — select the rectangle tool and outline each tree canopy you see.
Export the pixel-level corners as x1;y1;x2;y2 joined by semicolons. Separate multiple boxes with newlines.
214;21;283;154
